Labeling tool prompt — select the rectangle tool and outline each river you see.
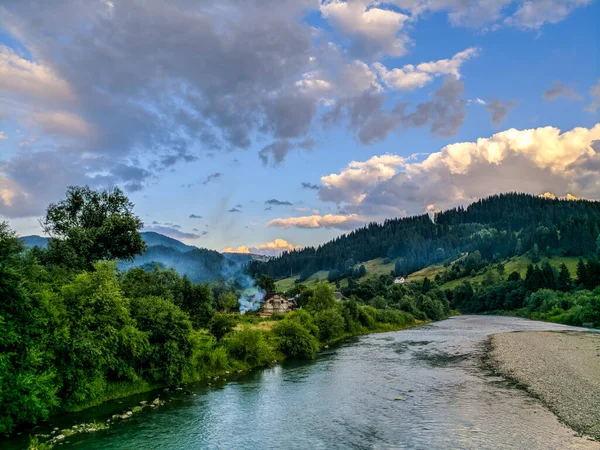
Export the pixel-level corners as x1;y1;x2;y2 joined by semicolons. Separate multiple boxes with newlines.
6;316;599;449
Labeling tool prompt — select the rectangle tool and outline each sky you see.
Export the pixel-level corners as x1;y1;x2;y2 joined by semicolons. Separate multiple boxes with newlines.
0;0;599;255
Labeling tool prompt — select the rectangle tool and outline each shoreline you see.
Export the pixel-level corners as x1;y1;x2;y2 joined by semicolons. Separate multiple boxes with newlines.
7;319;428;448
488;330;600;441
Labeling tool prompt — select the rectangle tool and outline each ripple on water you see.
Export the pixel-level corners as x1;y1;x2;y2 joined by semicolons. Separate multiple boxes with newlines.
3;316;599;450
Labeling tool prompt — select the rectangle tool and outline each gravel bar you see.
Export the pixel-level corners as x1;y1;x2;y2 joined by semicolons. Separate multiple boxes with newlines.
490;330;600;440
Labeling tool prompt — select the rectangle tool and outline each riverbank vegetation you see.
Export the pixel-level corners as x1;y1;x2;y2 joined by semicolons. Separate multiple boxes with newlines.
0;186;445;438
252;193;600;328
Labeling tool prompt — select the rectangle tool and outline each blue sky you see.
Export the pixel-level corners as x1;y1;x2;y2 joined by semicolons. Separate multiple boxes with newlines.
0;0;599;254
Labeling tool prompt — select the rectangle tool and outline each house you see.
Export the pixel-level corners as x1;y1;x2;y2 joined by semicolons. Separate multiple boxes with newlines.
259;293;294;317
393;276;407;284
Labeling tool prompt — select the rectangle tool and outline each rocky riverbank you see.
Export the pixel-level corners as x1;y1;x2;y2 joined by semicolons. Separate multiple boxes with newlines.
489;330;600;440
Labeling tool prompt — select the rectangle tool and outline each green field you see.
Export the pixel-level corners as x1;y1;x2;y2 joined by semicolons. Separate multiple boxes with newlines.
274;254;582;293
436;255;581;290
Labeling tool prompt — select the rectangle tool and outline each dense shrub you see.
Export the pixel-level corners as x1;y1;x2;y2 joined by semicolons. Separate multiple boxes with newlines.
273;320;320;359
223;328;275;367
209;314;237;341
313;308;345;342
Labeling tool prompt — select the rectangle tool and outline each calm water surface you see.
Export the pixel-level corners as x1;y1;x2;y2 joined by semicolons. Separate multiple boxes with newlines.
8;316;600;449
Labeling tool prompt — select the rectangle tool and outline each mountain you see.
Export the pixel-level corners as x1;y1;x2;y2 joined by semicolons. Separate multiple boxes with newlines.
250;193;600;281
119;245;238;282
19;235;50;249
139;231;198;252
19;231;262;282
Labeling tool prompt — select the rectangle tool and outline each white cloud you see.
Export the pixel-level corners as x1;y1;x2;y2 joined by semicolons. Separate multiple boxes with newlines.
373;47;479;91
321;0;410;56
0;131;6;140
504;0;593;30
223;238;300;255
267;213;364;229
316;124;600;219
320;154;405;204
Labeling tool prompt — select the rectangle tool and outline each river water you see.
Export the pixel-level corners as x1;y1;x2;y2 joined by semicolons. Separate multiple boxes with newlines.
7;316;600;449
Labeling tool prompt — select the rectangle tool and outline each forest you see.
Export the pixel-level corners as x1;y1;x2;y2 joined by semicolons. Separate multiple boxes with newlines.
249;193;600;280
0;186;448;438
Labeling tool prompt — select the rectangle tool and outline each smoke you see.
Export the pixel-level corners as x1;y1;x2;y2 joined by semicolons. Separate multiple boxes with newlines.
228;272;264;313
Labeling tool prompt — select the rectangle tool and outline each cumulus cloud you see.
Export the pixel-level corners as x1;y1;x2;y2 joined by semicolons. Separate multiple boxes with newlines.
0;131;6;140
223;238;300;256
315;123;600;219
144;226;201;240
373;48;479;91
321;0;411;57
267;213;364;229
543;81;583;101
486;98;518;126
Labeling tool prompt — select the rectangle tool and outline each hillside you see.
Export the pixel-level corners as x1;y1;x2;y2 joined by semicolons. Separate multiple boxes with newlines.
19;231;263;283
253;193;600;287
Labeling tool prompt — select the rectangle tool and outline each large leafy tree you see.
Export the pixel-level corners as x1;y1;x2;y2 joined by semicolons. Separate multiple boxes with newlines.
42;186;146;269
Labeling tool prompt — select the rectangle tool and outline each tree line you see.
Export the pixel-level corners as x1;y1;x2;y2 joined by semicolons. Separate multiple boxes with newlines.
249;193;600;281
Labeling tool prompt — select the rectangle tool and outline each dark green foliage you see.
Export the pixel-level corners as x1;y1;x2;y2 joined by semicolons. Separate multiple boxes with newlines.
42;186;146;269
129;296;193;384
556;264;573;292
273;320;319;359
223;328;275;366
216;292;239;312
250;193;600;282
313;309;345;342
307;282;336;312
180;277;215;328
209;314;237;341
258;274;276;292
421;277;432;294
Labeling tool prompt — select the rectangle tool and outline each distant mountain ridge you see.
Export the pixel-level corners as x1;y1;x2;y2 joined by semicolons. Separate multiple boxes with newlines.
19;231;264;282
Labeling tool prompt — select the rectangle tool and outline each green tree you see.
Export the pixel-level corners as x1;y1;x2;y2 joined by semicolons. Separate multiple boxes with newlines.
180;277;215;329
596;234;600;256
556;263;573;292
359;265;367;277
258;274;276;293
59;261;149;408
313;308;345;342
42;186;146;269
576;258;588;288
208;314;237;341
216;292;239;312
307;281;336;311
421;277;432;293
273;320;319;359
129;296;193;384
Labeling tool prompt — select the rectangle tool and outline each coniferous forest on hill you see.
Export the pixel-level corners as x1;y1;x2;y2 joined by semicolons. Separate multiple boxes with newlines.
249;193;600;280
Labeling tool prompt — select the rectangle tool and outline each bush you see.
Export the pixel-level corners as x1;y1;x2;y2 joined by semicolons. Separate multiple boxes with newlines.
223;327;275;367
358;305;377;330
190;333;230;378
313;308;345;342
273;320;319;359
130;295;193;384
421;297;445;321
285;310;319;337
208;314;237;341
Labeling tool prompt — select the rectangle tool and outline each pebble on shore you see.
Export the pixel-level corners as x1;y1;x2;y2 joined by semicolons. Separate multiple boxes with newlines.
490;330;600;441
